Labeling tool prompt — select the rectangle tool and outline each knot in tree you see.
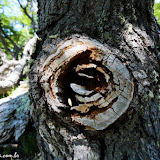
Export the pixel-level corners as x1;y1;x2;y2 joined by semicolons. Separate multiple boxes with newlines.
39;36;134;130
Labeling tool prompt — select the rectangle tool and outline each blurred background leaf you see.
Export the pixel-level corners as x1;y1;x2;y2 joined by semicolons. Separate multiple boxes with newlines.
0;0;37;60
154;2;160;24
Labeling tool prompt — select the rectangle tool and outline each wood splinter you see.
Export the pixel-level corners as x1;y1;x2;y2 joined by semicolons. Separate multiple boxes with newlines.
70;83;94;96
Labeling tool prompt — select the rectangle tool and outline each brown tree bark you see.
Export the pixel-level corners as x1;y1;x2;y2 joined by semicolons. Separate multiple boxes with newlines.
29;0;160;159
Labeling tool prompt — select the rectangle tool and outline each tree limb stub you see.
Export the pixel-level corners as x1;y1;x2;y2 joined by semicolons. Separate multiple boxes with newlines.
39;35;134;130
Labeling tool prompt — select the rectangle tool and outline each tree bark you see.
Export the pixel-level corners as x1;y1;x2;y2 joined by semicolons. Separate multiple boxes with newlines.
0;92;30;144
30;0;160;159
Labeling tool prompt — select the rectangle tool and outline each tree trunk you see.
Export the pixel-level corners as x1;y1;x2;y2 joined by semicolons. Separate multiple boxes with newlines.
29;0;160;159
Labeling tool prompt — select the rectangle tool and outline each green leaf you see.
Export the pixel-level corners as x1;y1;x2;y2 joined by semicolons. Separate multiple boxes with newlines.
154;2;160;24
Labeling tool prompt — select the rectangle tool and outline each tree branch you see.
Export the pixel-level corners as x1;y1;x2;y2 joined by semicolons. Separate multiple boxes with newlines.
0;92;30;143
17;0;37;30
0;27;14;57
0;36;38;95
0;56;19;75
0;22;22;59
1;29;21;59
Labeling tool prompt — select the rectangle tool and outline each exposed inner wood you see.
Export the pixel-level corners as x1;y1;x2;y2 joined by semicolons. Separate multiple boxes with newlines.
40;37;134;130
70;83;94;96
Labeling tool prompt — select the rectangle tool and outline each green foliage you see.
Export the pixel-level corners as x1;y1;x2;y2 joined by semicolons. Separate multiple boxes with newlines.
19;131;39;155
0;0;37;58
3;147;11;155
154;2;160;24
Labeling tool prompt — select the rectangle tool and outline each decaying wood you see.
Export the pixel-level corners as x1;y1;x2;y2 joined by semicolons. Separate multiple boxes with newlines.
70;83;94;96
75;63;97;72
0;92;30;143
38;36;134;130
0;36;38;95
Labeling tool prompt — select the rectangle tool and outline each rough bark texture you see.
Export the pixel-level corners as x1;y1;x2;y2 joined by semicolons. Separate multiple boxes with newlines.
0;92;30;144
30;0;160;159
